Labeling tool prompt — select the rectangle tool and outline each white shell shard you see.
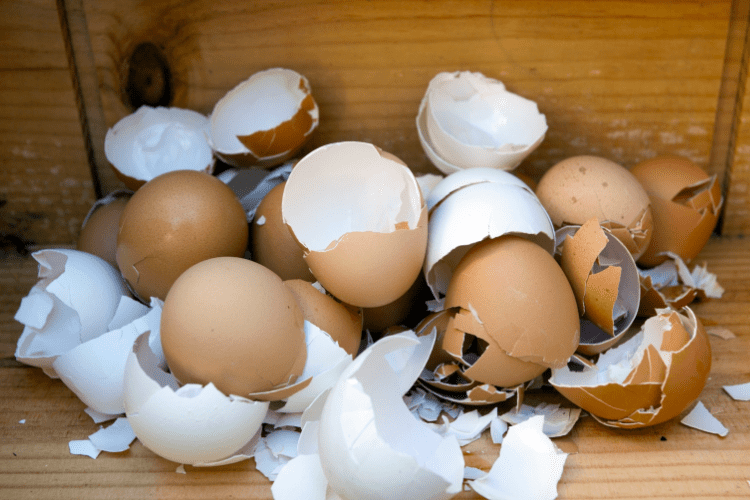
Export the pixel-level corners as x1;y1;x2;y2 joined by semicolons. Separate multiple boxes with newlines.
88;417;136;452
14;249;130;377
723;382;750;401
218;161;294;222
272;453;329;500
424;170;555;299
499;403;582;438
123;333;268;465
105;106;213;183
419;71;547;172
254;429;301;480
430;408;497;446
468;416;568;500
318;331;465;500
681;401;729;436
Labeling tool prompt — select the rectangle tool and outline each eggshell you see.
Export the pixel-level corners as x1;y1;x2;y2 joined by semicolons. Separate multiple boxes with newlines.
116;170;249;301
362;273;427;332
104;106;213;190
283;279;362;356
444;236;580;388
424;168;555;299
124;333;269;464
160;257;307;397
549;307;711;428
210;68;318;168
418;71;547;172
536;155;654;260
282;142;428;308
630;156;723;267
217;161;293;221
253;182;315;281
77;190;132;267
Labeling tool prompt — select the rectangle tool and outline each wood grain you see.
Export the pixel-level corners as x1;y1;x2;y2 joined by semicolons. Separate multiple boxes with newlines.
0;237;748;499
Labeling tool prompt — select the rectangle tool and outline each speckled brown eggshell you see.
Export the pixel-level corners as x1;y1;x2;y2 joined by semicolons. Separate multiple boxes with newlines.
116;170;249;301
160;257;306;397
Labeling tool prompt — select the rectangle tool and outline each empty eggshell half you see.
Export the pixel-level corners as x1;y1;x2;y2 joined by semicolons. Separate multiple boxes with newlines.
549;306;711;429
104;106;213;190
282;142;428;308
424;167;555;299
124;333;269;465
555;218;640;355
210;68;318;168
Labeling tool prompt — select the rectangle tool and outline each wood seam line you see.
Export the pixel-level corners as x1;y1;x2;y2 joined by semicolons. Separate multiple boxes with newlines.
710;0;750;235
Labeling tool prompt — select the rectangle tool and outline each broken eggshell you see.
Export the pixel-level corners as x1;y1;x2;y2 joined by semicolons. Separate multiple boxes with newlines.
124;332;269;465
555;218;640;355
424;167;555;299
282;142;428;308
209;68;318;168
418;71;547;173
104;106;214;190
77;190;132;267
549;306;711;428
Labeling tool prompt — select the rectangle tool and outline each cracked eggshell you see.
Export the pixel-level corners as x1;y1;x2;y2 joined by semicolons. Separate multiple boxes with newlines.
124;333;268;465
444;236;580;388
104;106;213;190
210;68;318;168
318;331;465;500
116;170;249;301
424;167;555;298
549;307;711;428
282;142;428;308
418;71;547;172
536;155;654;260
631;156;723;267
77;190;132;267
556;219;640;355
160;257;307;398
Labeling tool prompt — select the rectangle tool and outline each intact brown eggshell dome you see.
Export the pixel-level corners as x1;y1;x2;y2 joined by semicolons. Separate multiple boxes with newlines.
630;156;723;267
536;155;653;260
252;181;315;281
160;257;307;397
116;170;249;301
443;236;580;387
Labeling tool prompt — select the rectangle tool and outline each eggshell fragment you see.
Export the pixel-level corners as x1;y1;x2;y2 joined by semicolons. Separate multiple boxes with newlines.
217;161;293;222
418;71;547;172
550;307;711;428
210;68;318;168
104;106;213;190
282;142;428;308
680;401;728;436
124;333;269;465
77;190;132;267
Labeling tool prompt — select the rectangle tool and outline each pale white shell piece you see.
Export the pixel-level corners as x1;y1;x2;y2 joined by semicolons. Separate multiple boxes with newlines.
426;166;532;212
468;416;568;500
123;333;269;465
415;173;445;201
217;161;293;221
416;95;462;175
499;402;582;438
723;382;750;401
14;249;130;377
680;401;729;436
105;106;212;182
422;71;547;171
429;408;498;446
254;429;301;480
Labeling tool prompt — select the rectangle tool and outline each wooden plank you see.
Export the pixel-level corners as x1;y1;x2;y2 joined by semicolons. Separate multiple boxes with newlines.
0;0;96;249
0;237;748;499
79;0;732;185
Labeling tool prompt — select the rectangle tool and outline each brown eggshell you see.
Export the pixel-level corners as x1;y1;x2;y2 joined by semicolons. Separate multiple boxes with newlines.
283;279;363;356
444;236;580;387
77;192;132;267
362;273;427;332
116;170;249;301
160;257;307;397
252;182;315;281
536;155;654;260
631;156;723;267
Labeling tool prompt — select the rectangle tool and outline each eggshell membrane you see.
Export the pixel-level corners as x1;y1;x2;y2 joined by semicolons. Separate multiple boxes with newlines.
283;279;362;356
282;142;427;308
535;155;654;260
77;192;132;267
549;307;711;428
116;170;249;301
124;333;268;465
631;156;723;267
210;68;318;168
160;257;307;397
444;236;580;388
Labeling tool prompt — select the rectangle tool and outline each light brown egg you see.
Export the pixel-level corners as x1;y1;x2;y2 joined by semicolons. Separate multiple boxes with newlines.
116;170;248;301
160;257;307;397
536;155;653;260
252;182;315;281
77;192;132;267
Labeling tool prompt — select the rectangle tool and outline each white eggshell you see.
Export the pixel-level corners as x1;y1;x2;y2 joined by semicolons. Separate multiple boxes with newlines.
426;166;532;211
416;95;462;175
123;333;269;465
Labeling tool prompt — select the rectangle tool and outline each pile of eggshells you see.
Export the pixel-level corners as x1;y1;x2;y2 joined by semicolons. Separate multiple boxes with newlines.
14;68;725;499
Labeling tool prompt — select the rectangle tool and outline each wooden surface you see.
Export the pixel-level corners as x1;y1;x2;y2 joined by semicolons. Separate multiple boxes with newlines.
0;236;749;499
